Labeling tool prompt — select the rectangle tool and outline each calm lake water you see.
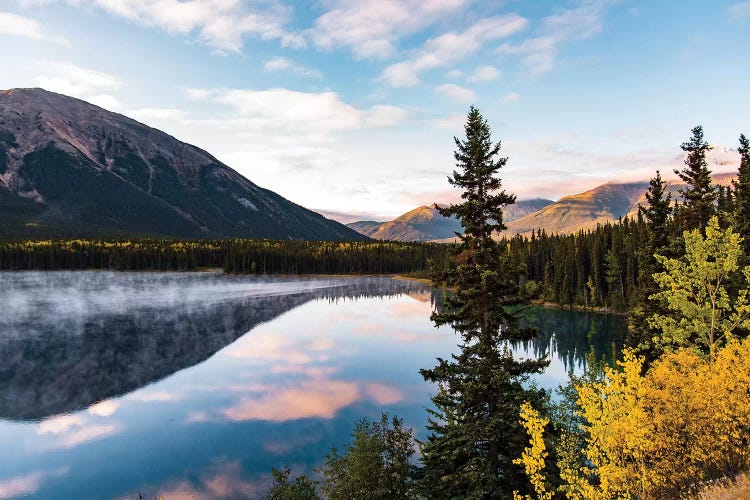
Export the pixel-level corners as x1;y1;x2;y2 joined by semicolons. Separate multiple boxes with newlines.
0;272;625;499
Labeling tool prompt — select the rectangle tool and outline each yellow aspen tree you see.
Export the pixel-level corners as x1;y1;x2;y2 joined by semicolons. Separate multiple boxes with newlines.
513;402;553;500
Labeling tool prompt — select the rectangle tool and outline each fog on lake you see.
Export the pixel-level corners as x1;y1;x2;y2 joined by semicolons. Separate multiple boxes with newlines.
0;272;624;499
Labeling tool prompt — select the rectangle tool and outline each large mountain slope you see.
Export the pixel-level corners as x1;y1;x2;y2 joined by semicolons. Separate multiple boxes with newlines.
348;199;553;241
0;88;366;240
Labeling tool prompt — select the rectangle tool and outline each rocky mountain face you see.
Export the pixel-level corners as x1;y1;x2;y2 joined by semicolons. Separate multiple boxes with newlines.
348;199;553;241
0;88;366;240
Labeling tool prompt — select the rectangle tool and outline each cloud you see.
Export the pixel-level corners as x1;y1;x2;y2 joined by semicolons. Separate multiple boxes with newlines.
728;1;750;18
310;0;472;59
88;399;120;417
313;208;387;224
501;91;520;102
129;390;183;402
435;83;476;102
56;0;302;53
36;410;120;449
142;462;264;500
0;11;68;45
33;62;123;111
0;468;69;500
37;414;86;435
223;379;361;421
497;0;609;75
59;424;118;448
468;65;500;82
263;57;323;79
381;15;527;87
185;87;409;134
431;112;466;130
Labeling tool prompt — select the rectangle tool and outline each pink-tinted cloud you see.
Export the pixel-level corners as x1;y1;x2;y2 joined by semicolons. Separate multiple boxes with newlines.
0;468;69;500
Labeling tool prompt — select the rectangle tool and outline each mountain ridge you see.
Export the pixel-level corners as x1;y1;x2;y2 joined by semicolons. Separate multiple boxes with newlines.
0;88;366;241
347;199;553;241
354;174;738;242
503;173;736;237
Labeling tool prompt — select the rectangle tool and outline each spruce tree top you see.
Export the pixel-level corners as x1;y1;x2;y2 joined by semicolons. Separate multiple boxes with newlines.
438;106;516;247
734;134;750;252
675;125;715;231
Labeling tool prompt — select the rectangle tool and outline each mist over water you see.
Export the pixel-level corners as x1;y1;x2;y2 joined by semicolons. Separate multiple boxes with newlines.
0;272;624;499
0;272;355;336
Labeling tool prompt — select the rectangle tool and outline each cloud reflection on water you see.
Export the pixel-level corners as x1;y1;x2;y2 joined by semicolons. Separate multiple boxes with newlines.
0;272;625;499
0;468;69;500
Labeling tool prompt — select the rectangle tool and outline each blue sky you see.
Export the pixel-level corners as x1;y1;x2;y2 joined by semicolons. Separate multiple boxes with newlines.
1;0;749;221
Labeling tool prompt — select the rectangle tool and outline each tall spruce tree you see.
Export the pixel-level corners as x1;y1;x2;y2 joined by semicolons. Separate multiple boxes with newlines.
628;170;673;365
419;107;548;499
675;125;715;233
734;134;750;254
639;170;672;250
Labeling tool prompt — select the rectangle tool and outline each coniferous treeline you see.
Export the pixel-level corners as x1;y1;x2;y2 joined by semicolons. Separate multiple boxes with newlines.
0;239;448;275
265;119;750;500
487;127;750;314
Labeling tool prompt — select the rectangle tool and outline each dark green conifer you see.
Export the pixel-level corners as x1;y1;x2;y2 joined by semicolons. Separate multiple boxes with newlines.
419;107;547;499
639;170;672;250
628;171;673;365
733;134;750;254
675;125;715;233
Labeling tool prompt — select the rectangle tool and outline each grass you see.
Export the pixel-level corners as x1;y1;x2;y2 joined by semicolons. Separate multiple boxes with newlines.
695;473;750;499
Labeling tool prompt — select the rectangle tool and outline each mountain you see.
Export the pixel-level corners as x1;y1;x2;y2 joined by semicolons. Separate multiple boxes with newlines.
504;173;737;237
348;199;553;241
504;182;649;236
0;88;366;240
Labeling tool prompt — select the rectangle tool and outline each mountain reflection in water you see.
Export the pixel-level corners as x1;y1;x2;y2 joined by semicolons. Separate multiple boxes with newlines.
0;272;624;499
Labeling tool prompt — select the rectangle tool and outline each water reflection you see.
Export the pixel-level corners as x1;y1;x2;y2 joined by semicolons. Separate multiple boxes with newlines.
0;272;429;420
0;272;624;499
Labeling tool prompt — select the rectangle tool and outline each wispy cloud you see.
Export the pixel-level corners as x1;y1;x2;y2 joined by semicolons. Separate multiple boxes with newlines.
33;62;124;111
501;91;520;102
381;15;527;87
435;83;476;102
310;0;472;59
728;1;750;18
47;0;303;53
0;11;69;45
185;87;409;133
468;65;500;82
498;0;609;74
0;468;69;500
263;56;323;79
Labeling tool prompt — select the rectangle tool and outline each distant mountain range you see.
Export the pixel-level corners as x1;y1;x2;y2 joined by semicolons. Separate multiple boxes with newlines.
504;173;735;237
347;199;553;241
348;175;737;241
0;88;366;241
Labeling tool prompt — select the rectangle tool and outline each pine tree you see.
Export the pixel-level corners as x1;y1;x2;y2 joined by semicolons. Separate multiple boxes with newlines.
733;134;750;254
419;107;548;498
675;125;715;233
628;171;673;365
639;170;672;250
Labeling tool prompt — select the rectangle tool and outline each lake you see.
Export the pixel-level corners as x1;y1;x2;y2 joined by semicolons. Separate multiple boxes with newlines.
0;272;625;499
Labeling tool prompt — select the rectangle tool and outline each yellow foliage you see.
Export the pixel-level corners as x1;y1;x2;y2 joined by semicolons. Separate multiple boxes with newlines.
513;402;553;500
564;338;750;499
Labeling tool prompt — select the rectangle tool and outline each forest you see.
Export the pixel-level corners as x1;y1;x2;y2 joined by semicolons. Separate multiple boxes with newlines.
266;115;750;499
0;239;446;275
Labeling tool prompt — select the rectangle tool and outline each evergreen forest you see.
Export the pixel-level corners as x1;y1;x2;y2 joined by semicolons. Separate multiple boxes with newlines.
266;112;750;499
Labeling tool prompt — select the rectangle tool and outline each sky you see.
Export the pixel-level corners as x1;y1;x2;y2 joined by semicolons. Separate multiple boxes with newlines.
1;0;749;222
